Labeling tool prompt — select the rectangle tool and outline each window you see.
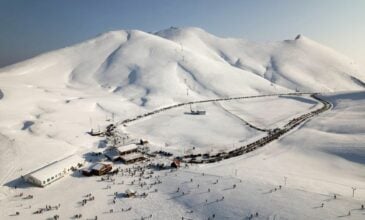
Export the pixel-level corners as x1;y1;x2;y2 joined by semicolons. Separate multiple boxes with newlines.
47;178;50;182
43;181;45;184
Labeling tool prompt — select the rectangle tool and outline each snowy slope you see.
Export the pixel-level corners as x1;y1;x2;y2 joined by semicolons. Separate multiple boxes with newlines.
157;27;365;92
0;92;364;220
0;27;364;109
0;27;365;219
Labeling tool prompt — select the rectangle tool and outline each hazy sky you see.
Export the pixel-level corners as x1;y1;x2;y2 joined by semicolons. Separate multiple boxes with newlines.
0;0;364;68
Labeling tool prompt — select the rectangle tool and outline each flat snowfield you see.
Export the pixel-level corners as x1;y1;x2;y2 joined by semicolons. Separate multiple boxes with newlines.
220;95;319;129
124;95;319;154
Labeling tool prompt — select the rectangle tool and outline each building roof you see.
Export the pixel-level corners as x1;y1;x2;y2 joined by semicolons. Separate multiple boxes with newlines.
117;143;138;153
103;148;120;160
125;189;136;194
121;152;145;161
91;163;106;171
26;155;84;181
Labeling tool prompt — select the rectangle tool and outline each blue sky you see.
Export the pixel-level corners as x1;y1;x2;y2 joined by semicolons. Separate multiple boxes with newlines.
0;0;364;67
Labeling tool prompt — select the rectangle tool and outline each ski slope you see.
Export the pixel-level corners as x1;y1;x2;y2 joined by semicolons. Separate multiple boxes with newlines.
0;27;365;219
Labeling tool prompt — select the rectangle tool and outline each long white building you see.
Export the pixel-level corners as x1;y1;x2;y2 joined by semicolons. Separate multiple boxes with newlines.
23;154;84;187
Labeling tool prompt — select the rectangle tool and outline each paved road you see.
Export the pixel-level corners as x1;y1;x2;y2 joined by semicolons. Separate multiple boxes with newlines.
182;94;332;163
100;92;331;164
115;92;316;126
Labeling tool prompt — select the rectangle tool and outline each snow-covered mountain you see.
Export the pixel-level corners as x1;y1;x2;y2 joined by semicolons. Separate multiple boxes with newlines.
1;27;365;220
157;27;365;91
0;27;364;108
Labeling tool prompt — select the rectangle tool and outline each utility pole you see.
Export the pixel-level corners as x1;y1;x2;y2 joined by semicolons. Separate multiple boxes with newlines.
352;187;357;198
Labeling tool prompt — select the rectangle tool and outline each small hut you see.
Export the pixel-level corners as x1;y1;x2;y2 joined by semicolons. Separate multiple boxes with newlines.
90;163;112;176
81;168;93;176
171;159;181;169
125;189;136;197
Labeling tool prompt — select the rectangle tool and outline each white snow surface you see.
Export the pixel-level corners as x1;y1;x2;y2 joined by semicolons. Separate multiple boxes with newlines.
0;27;365;219
124;95;319;155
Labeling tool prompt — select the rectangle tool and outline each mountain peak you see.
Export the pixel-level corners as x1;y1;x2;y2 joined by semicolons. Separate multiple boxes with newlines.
1;26;363;96
154;26;214;40
295;34;302;40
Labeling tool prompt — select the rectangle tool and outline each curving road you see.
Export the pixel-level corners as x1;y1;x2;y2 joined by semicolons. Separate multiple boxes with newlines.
182;94;331;163
115;92;316;126
103;92;332;163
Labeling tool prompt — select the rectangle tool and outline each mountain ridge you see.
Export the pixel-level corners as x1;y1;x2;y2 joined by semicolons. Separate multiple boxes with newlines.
0;27;364;108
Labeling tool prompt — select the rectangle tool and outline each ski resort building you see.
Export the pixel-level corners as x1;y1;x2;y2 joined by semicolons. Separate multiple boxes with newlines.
23;155;84;187
90;163;112;176
103;144;143;163
103;148;121;161
120;153;145;164
117;143;138;155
